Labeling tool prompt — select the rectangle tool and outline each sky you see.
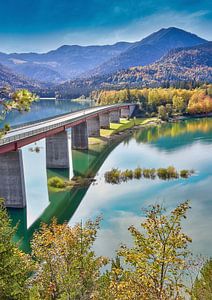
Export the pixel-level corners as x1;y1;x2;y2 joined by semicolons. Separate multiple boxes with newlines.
0;0;211;53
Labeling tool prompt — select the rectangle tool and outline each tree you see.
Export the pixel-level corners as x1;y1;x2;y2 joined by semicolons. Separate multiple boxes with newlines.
29;218;108;299
0;199;33;300
3;89;37;113
0;89;37;137
165;103;173;117
172;95;186;114
105;201;192;300
192;259;212;300
158;105;168;121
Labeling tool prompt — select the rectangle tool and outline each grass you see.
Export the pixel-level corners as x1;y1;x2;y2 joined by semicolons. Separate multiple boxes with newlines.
48;175;96;193
88;136;108;145
101;117;158;138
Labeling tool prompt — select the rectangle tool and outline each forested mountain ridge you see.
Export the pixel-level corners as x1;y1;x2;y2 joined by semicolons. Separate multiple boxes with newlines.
54;42;212;98
86;27;207;77
103;42;212;88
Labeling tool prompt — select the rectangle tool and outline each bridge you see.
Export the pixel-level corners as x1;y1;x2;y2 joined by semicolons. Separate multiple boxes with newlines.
0;103;137;208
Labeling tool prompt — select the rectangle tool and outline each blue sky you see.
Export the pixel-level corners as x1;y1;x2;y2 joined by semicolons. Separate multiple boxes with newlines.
0;0;211;53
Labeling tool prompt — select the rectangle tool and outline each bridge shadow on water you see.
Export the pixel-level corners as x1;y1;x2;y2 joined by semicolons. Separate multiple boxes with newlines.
8;136;126;252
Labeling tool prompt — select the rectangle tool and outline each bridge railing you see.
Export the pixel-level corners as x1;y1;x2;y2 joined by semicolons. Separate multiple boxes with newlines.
6;103;133;132
0;103;136;147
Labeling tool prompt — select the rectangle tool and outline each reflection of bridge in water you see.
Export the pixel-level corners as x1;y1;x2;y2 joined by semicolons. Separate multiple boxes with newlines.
8;133;128;252
0;103;136;208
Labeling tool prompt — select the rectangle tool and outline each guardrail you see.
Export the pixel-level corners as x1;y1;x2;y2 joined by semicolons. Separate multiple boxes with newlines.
0;103;135;147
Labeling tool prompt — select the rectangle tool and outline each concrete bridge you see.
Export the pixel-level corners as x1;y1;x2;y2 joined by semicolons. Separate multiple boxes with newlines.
0;103;137;208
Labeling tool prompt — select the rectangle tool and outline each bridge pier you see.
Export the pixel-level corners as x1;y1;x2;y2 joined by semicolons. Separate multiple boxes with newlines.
120;107;130;118
46;131;69;168
129;105;136;116
109;110;120;123
87;116;100;137
71;121;88;150
0;150;26;208
99;112;110;129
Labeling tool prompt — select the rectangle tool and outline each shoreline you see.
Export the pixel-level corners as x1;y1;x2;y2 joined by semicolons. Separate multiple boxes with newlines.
89;117;161;145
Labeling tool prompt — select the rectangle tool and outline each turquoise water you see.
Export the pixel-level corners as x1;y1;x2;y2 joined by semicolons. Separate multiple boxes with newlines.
8;117;212;258
1;99;92;128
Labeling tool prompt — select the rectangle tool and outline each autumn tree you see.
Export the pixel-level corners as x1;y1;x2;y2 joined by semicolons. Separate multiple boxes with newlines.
0;199;33;300
29;218;108;300
0;88;37;137
191;259;212;300
172;95;187;114
158;105;168;121
104;201;192;300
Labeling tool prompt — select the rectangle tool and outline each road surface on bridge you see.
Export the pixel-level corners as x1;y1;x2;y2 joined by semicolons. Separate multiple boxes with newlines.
0;103;135;153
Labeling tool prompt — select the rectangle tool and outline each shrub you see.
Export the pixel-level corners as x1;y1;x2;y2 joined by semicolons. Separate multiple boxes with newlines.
124;169;134;180
167;166;179;179
143;169;151;178
48;176;66;189
104;168;121;184
157;168;168;180
180;170;190;178
149;168;156;179
134;167;142;179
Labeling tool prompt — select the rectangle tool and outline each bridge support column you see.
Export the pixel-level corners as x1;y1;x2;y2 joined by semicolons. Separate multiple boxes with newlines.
120;107;130;118
99;112;110;129
87;116;100;137
46;131;69;168
109;110;120;123
129;105;136;117
0;150;26;208
71;121;88;150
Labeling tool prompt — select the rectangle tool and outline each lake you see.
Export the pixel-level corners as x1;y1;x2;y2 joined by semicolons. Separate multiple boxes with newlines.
1;98;92;128
5;100;212;259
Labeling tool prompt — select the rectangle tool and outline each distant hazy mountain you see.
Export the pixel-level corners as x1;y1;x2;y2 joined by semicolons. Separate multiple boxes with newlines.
0;42;132;83
0;62;43;90
55;42;212;98
88;27;207;77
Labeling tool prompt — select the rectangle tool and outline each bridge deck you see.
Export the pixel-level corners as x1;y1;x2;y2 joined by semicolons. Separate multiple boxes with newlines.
0;103;134;153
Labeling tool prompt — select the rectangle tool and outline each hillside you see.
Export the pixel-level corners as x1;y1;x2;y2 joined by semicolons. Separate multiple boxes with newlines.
55;42;212;98
102;42;212;88
88;27;207;77
0;63;44;90
0;42;132;83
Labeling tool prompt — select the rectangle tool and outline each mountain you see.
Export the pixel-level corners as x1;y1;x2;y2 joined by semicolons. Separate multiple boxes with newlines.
0;42;132;83
88;27;207;77
0;62;44;90
104;42;212;88
0;28;207;84
0;27;208;91
55;42;212;98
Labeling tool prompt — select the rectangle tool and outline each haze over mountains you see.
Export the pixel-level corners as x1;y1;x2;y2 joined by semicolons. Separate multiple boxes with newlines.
0;62;45;90
0;42;132;83
0;27;211;94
